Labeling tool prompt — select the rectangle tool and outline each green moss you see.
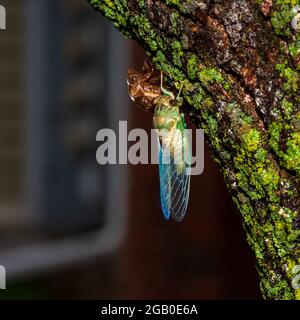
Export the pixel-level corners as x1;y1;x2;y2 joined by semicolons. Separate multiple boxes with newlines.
187;54;199;80
165;0;180;6
241;128;261;152
271;3;294;37
235;174;248;196
269;121;300;172
257;166;280;202
279;0;298;3
276;63;299;92
199;67;224;84
137;0;145;9
186;90;202;108
262;276;294;299
271;1;300;70
171;40;184;67
269;121;282;156
153;51;186;82
289;41;300;58
90;0;129;29
241;114;254;125
292;110;300;129
130;15;158;51
255;148;267;162
164;0;186;12
186;90;214;113
285;132;300;169
226;107;280;203
281;98;294;119
198;67;231;91
207;116;218;133
170;11;180;31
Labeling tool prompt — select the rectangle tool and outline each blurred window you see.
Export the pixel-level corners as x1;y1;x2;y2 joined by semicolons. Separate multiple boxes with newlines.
0;0;129;276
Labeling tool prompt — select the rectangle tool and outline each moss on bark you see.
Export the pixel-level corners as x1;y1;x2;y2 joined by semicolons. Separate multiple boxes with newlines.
87;0;300;299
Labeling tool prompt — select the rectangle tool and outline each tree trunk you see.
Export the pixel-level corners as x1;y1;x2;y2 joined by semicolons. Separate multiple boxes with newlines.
87;0;300;299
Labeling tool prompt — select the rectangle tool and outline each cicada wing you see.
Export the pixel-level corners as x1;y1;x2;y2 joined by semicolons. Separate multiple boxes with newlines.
158;139;171;220
157;129;191;222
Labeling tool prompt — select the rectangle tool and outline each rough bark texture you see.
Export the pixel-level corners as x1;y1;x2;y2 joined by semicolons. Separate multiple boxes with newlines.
87;0;300;299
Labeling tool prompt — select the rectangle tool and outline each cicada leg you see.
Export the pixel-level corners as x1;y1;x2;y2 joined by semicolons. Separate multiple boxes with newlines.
176;84;183;102
160;72;175;99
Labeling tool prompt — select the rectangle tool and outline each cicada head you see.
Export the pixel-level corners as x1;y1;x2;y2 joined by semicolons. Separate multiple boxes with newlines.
153;97;181;132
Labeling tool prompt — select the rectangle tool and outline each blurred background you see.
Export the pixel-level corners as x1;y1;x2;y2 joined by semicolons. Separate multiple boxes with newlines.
0;0;260;299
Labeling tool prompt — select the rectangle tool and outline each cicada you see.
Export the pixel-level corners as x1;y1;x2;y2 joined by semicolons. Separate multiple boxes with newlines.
128;60;191;221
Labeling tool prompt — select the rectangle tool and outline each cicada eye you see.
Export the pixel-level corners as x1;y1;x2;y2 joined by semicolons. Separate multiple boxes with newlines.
170;99;177;106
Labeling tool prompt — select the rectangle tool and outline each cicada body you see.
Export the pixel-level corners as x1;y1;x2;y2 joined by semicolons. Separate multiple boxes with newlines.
153;96;191;221
128;61;191;222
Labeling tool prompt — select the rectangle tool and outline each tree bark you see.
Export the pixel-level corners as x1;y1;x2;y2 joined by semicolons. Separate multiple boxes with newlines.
87;0;300;299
